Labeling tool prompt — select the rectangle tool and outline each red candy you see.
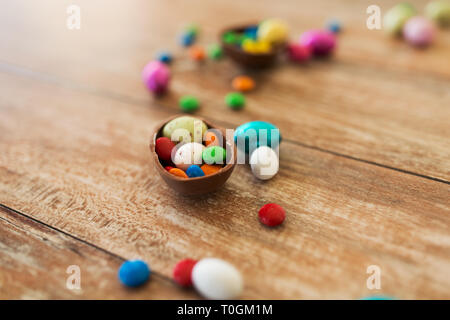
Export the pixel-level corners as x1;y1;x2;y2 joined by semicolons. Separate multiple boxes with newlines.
287;43;311;62
258;203;286;227
173;258;198;287
164;166;174;171
155;137;175;162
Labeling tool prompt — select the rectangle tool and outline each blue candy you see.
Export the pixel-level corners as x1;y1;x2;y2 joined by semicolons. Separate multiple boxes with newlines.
244;25;258;40
118;260;150;287
327;20;342;33
234;121;282;154
157;51;172;64
361;295;395;300
186;165;205;178
180;33;195;47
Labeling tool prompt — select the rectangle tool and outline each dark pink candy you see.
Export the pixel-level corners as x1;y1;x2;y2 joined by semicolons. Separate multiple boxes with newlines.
142;60;170;94
287;43;311;62
299;30;336;56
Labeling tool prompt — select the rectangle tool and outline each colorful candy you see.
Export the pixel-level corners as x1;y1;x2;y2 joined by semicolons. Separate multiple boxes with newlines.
242;38;271;54
200;164;222;176
179;95;200;113
208;44;223;60
173;142;205;171
234;121;281;154
231;75;255;92
180;33;195;47
383;3;417;35
157;51;172;64
327;19;342;34
188;45;206;61
249;146;279;180
258;203;286;227
287;43;311;62
225;92;245;110
118;260;151;287
162;116;207;143
141;60;170;94
169;168;189;178
299;30;336;56
173;258;198;287
192;258;243;300
155;137;175;162
257;18;289;44
205;131;221;147
202;146;226;165
403;17;436;47
426;1;450;27
186;165;205;178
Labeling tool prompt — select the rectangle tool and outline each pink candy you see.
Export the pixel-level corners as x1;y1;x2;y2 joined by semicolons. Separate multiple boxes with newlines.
142;60;170;94
299;30;336;56
287;43;311;62
403;17;436;47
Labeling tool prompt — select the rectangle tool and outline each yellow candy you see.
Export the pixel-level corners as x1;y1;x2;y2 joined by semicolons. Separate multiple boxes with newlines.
256;40;271;53
242;39;272;54
257;18;289;44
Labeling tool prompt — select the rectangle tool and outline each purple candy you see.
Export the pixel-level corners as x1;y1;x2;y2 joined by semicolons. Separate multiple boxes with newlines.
403;17;435;47
299;30;336;56
142;61;170;94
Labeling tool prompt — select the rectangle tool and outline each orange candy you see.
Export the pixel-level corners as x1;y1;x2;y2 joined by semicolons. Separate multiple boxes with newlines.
169;168;188;178
205;131;221;147
189;46;206;61
231;75;255;92
200;164;222;176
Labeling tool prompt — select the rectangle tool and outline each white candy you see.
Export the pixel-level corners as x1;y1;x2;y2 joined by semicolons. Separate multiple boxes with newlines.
173;142;205;171
249;146;279;180
192;258;243;300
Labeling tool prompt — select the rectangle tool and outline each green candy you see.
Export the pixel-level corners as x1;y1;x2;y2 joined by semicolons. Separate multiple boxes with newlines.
383;3;417;35
202;146;226;165
225;92;245;110
208;44;223;60
426;1;450;27
162;116;207;143
223;32;238;44
179;95;200;113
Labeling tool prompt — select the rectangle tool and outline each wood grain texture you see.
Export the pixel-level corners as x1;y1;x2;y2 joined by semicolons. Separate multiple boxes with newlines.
0;0;449;180
0;72;449;299
0;205;197;299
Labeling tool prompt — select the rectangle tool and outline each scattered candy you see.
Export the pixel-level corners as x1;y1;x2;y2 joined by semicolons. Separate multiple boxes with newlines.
231;75;255;92
361;295;396;300
118;260;151;287
162;116;208;143
179;95;200;113
142;60;170;94
169;167;189;178
225;92;245;110
173;258;198;287
426;0;450;27
155;137;176;162
257;18;289;44
174;142;205;171
180;32;195;47
383;3;417;35
157;51;172;64
189;45;206;61
287;43;311;62
186;165;205;178
203;146;226;165
258;203;285;227
327;19;342;33
205;131;221;147
299;30;336;56
403;16;436;47
249;146;279;180
201;164;222;176
192;258;243;300
208;44;223;60
234;121;281;154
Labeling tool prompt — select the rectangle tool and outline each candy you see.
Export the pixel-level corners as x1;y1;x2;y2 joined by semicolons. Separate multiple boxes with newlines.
180;32;195;47
118;260;151;287
186;165;205;178
208;44;223;60
205;131;221;147
202;146;226;165
165;166;174;171
162;116;208;143
157;51;172;64
225;92;245;110
189;46;206;61
426;1;450;27
242;39;271;54
258;203;285;227
200;164;222;176
169;167;189;178
249;146;279;180
234;121;281;154
223;31;239;45
141;60;170;94
244;25;259;40
155;137;175;162
383;3;417;35
403;17;436;47
179;95;200;113
173;258;198;287
299;30;336;56
231;75;255;92
361;295;395;300
257;18;289;44
286;43;311;62
174;142;205;171
327;19;342;33
192;258;243;300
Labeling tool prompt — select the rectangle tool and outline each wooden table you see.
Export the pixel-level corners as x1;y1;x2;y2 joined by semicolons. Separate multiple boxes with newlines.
0;0;449;299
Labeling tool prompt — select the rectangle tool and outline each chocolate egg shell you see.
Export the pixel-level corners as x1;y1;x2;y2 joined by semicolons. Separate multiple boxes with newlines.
150;115;237;196
220;23;286;68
